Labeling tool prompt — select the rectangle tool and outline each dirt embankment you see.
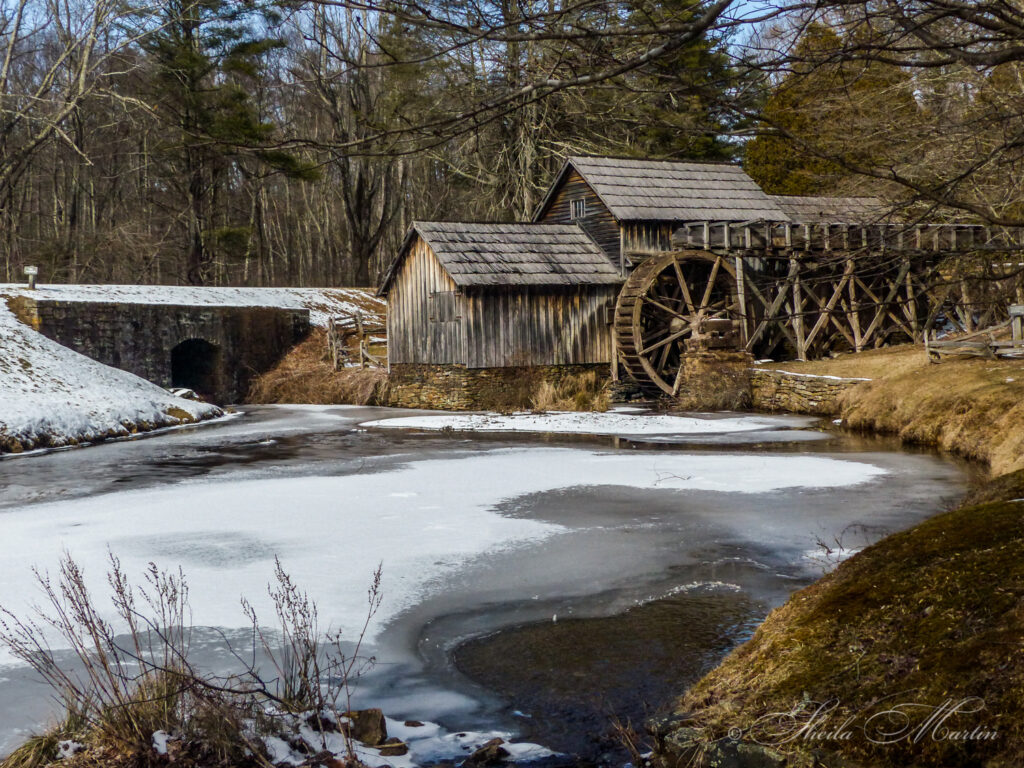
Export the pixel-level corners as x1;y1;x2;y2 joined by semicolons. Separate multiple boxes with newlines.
655;347;1024;768
245;328;390;405
246;329;611;412
765;345;1024;476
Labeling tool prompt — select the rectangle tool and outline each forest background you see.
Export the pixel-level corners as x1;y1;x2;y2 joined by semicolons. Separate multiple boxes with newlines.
2;0;1022;288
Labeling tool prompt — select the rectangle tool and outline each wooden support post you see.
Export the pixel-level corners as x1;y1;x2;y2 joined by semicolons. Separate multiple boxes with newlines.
1011;304;1024;342
792;256;807;360
847;259;862;352
735;255;748;345
959;280;975;332
905;258;920;340
611;323;620;381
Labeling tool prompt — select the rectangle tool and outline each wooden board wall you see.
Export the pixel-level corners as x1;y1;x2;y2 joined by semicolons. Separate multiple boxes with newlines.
462;285;617;368
622;222;674;255
387;235;617;367
388;236;466;365
537;170;621;262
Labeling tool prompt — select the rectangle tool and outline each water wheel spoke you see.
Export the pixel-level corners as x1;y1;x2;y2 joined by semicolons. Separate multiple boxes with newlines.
671;363;686;396
673;259;696;315
640;325;691;355
643;295;690;321
699;256;722;310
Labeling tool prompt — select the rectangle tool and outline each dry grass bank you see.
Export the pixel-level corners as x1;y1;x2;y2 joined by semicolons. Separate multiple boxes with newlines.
529;370;610;413
759;345;1024;476
246;329;387;405
661;471;1024;768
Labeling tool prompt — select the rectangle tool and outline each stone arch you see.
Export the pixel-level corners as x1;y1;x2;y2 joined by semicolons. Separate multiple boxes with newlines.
171;338;223;402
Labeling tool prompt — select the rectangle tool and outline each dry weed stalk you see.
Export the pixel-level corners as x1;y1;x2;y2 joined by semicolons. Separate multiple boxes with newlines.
0;553;382;766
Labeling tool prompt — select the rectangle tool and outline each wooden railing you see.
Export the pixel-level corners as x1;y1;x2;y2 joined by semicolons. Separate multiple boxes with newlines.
670;221;1024;255
327;312;386;369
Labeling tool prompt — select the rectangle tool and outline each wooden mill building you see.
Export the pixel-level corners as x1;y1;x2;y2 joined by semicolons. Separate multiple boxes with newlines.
379;155;1008;404
380;221;621;365
534;156;807;266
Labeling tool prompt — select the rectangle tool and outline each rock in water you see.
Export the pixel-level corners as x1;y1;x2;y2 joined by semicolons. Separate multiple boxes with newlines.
379;738;409;756
464;738;509;766
344;708;388;746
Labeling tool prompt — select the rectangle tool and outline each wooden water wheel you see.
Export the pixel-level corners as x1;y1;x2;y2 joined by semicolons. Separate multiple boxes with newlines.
614;251;743;395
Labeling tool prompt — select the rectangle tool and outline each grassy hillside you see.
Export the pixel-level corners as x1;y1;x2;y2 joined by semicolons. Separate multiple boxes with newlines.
661;471;1024;767
661;347;1024;768
761;346;1024;476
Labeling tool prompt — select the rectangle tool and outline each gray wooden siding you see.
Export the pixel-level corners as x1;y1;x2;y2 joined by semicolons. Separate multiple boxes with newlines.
388;234;617;368
537;170;621;262
462;285;617;368
388;236;466;365
622;222;675;255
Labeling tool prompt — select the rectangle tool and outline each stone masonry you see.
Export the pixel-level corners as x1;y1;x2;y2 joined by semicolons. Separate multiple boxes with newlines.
387;363;608;410
10;296;309;404
750;367;869;416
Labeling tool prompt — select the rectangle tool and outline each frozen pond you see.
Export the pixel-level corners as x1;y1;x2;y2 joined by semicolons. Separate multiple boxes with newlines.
0;405;970;759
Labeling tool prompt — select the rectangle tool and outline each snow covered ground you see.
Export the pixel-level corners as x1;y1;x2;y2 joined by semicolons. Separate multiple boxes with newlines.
361;409;809;435
254;711;553;768
0;301;221;452
0;284;384;327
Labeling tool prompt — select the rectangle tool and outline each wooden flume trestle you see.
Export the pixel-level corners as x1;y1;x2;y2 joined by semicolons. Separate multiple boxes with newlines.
614;221;1024;395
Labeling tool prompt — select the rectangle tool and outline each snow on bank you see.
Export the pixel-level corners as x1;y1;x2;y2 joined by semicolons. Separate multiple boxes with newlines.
256;713;553;768
0;447;886;667
0;303;221;453
0;284;384;328
361;410;805;436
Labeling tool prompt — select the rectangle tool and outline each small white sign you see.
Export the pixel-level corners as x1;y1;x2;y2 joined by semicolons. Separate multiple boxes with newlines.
23;265;38;276
1011;304;1024;317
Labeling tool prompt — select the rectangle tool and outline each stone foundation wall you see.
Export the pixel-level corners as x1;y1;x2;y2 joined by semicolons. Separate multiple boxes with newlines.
673;351;753;410
750;368;869;416
10;296;309;404
387;363;608;410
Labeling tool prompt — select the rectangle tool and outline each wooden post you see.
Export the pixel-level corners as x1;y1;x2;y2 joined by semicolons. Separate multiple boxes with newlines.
611;322;620;382
1011;304;1024;342
792;256;807;360
847;257;862;352
735;255;748;346
355;312;366;368
905;258;919;341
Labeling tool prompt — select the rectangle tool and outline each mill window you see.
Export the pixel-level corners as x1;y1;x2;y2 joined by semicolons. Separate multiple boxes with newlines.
570;198;587;220
430;291;458;322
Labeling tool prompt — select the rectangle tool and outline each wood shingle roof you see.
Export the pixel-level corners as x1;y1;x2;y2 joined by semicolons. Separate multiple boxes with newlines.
380;222;623;293
547;156;791;222
770;195;892;223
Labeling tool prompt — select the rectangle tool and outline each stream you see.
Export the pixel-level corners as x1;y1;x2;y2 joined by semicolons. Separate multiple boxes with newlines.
0;405;971;761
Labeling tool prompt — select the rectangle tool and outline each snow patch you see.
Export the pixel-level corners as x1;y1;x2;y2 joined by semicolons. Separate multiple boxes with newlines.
0;447;886;668
254;712;554;768
56;741;84;760
0;284;383;328
760;368;872;382
151;731;171;755
361;411;802;436
0;302;221;452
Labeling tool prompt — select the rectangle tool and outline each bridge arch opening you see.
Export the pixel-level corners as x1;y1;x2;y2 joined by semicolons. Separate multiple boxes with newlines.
171;338;223;402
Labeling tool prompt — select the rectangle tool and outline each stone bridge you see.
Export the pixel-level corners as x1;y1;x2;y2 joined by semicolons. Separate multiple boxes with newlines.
11;295;309;404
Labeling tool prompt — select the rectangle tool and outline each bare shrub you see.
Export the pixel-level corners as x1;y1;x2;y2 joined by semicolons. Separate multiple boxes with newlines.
0;554;381;764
